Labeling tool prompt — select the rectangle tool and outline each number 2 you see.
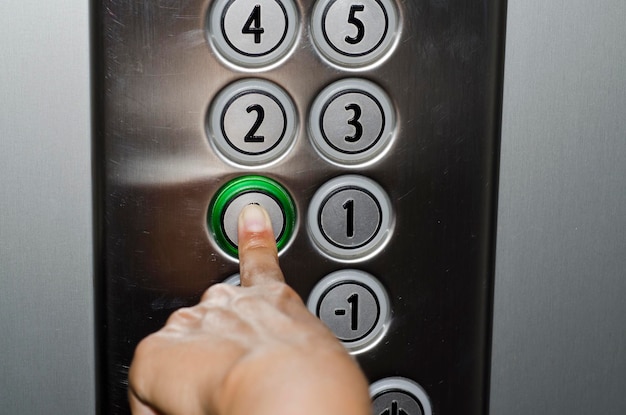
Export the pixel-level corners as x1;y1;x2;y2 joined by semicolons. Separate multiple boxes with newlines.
244;104;265;143
345;4;365;44
242;5;264;44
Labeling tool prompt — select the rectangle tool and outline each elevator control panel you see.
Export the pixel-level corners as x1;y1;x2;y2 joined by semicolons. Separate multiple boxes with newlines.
95;0;505;413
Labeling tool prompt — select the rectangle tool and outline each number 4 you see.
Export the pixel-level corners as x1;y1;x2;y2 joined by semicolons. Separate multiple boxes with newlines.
242;5;264;44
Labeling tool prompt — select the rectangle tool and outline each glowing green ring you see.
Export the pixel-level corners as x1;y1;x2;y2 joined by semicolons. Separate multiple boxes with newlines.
208;175;296;258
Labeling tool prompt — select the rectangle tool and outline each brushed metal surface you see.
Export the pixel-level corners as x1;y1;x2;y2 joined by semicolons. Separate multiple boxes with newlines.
0;0;94;413
491;0;626;413
95;0;505;413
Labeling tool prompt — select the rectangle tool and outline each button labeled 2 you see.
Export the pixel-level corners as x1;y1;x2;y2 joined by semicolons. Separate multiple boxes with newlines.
207;0;299;67
207;79;297;167
308;175;393;261
311;0;399;67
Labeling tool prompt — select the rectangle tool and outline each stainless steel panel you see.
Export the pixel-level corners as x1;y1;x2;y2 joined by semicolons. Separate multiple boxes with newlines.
491;0;626;413
95;0;505;413
0;0;94;414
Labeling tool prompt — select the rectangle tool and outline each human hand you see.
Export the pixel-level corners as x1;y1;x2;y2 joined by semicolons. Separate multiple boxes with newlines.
128;204;371;415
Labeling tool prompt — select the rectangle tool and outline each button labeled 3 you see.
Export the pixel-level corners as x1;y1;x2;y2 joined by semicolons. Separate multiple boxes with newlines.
207;79;297;167
309;78;395;165
208;175;296;258
308;175;393;261
311;0;399;67
207;0;299;67
307;270;390;353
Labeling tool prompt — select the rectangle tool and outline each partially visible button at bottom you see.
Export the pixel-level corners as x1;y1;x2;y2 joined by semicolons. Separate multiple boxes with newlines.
370;377;432;415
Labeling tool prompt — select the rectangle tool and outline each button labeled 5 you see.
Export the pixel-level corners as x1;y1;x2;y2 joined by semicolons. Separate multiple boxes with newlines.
311;0;399;67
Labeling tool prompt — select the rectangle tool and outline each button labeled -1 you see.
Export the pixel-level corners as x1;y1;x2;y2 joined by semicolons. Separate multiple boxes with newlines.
307;175;393;261
307;269;390;353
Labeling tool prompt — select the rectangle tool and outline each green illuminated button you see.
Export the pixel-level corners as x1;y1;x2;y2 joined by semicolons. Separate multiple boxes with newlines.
208;176;296;258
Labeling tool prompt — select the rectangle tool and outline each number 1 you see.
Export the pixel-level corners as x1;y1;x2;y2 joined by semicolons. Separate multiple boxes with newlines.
343;199;355;238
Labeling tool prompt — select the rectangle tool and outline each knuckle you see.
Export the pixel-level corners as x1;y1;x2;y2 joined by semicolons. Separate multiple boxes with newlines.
165;306;199;326
266;283;301;304
201;283;236;302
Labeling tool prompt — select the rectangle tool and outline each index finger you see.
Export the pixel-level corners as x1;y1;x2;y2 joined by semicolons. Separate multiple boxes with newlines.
237;204;285;287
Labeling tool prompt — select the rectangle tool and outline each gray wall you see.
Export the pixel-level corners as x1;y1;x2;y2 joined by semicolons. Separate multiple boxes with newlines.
0;1;94;413
1;0;625;414
490;0;626;413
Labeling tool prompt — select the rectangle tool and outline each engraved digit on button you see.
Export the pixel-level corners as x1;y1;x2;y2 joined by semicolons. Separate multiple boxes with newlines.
244;104;265;143
242;5;265;44
347;292;359;330
345;4;365;44
343;198;355;238
344;103;363;143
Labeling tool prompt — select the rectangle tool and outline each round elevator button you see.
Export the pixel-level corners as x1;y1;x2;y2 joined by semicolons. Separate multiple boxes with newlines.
307;270;390;353
207;0;299;68
370;377;432;415
207;79;297;167
223;273;241;286
309;78;395;166
208;175;296;258
307;175;393;261
311;0;399;67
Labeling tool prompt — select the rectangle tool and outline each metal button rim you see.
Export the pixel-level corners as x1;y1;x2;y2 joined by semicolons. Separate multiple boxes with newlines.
206;0;300;69
207;79;298;168
307;175;393;262
308;78;395;167
370;377;433;415
310;0;400;68
307;269;391;353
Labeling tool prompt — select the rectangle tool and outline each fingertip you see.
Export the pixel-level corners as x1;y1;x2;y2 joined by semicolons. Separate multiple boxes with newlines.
238;203;273;235
237;204;284;286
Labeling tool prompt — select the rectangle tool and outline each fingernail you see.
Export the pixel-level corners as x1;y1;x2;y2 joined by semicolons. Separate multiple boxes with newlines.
240;204;271;233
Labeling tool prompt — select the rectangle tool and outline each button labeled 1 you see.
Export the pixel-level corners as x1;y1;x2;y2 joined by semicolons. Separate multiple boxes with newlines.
311;0;399;67
309;78;395;165
308;175;393;261
207;79;297;167
307;270;390;353
207;0;299;67
208;175;296;258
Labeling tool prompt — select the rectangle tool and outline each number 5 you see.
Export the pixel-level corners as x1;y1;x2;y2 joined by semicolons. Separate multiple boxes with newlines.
345;4;365;44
